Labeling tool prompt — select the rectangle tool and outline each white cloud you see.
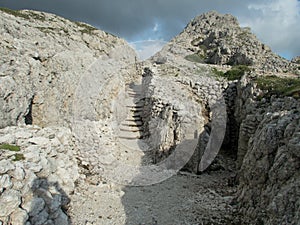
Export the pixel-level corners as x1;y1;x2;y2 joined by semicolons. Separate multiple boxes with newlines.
239;0;300;59
153;23;159;32
130;40;167;60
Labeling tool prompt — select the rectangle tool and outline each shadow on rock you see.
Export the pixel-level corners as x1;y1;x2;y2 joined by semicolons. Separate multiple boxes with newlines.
26;177;71;225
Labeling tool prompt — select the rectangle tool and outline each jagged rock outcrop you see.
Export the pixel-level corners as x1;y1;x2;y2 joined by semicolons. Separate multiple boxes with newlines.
0;8;137;129
291;56;300;64
234;76;300;225
154;11;299;75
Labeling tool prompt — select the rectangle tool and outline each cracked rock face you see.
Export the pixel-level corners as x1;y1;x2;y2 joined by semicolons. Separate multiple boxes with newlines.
0;9;136;129
234;78;300;225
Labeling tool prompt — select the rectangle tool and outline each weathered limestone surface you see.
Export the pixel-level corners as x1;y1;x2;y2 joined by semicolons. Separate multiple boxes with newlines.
234;76;300;225
0;125;79;225
0;8;136;129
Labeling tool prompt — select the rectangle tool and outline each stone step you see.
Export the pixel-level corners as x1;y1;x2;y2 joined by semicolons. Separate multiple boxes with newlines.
126;104;144;108
127;111;142;118
127;85;143;91
119;126;143;132
125;102;145;108
119;139;150;151
127;93;142;98
125;117;142;123
121;120;143;127
118;132;143;140
129;107;143;113
127;89;142;94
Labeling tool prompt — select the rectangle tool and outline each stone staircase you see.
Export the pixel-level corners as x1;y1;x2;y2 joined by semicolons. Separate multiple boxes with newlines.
118;82;149;152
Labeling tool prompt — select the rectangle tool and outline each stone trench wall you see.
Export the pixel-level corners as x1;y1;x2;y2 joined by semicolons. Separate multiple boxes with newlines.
140;68;187;163
175;73;300;224
234;75;300;225
139;66;239;173
0;61;137;225
175;74;238;173
174;73;300;224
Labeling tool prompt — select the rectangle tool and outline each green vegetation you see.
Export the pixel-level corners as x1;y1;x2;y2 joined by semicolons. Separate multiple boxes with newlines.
0;143;21;152
36;26;69;35
0;7;31;20
185;53;206;63
0;7;45;21
212;65;251;81
0;143;25;161
36;26;55;34
13;153;25;161
255;75;300;98
75;21;97;34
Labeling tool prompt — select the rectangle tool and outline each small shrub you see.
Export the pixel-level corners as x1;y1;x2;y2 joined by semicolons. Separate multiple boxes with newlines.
212;68;225;77
0;143;21;152
224;65;251;80
212;65;250;81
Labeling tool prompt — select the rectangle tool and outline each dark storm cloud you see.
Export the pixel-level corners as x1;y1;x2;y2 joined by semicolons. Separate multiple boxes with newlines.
0;0;257;40
0;0;299;58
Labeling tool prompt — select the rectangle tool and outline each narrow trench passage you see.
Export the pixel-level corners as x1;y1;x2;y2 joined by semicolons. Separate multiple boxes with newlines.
70;71;239;225
116;77;238;224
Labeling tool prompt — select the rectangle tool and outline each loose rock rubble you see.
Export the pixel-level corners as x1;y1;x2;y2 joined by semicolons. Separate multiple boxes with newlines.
0;126;79;225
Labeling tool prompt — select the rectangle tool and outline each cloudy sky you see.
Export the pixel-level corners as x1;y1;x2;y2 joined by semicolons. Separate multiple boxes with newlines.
0;0;299;59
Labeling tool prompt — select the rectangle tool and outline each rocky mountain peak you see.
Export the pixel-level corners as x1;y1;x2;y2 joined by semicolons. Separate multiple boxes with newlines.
189;11;239;29
161;11;299;74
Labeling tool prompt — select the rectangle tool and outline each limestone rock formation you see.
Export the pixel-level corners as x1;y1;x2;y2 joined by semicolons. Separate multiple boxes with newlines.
0;8;138;225
151;11;300;224
0;8;137;129
234;77;300;224
154;11;299;75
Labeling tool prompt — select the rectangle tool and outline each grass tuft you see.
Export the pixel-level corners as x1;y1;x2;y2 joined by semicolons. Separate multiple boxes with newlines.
0;7;45;21
255;76;300;98
0;143;21;152
13;153;25;161
75;21;97;34
212;65;251;81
